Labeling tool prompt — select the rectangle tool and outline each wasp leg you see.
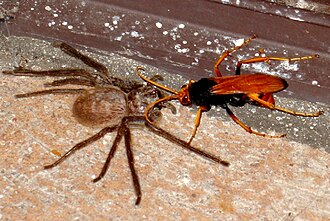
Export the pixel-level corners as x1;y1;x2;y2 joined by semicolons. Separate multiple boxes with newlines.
224;104;285;138
214;34;257;77
188;106;209;144
235;54;319;75
247;94;323;117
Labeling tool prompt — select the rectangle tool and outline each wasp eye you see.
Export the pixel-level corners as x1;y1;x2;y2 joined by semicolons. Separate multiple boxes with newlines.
180;95;191;106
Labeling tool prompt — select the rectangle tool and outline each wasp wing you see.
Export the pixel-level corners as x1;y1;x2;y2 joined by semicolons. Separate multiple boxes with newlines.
210;74;288;95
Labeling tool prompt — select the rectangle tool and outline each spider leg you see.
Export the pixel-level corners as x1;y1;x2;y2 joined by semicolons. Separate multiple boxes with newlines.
44;78;97;87
93;120;126;183
15;88;86;98
93;116;144;205
3;67;99;87
52;42;113;84
3;67;95;80
145;121;229;166
44;126;118;169
148;74;176;113
123;117;142;205
155;89;177;114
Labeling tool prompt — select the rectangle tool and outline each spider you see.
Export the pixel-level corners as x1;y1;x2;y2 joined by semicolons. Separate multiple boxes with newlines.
3;42;229;205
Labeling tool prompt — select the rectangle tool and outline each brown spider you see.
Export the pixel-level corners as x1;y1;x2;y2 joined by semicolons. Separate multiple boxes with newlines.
3;42;229;205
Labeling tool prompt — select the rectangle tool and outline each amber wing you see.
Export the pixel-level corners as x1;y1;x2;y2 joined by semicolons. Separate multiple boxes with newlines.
210;74;288;95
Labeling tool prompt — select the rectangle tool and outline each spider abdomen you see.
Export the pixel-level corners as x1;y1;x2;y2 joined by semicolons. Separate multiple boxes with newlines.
72;87;128;128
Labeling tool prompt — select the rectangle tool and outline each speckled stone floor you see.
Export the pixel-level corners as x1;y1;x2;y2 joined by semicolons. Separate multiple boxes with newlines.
0;36;329;220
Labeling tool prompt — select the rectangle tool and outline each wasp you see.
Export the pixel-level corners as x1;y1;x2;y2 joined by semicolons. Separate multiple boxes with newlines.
136;35;323;144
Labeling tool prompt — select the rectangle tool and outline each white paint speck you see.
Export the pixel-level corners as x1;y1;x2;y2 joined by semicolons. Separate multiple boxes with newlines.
130;31;140;37
104;22;110;27
233;38;244;46
115;36;123;41
155;22;163;28
48;21;55;27
31;7;34;11
174;44;181;49
275;10;282;16
182;177;190;185
182;40;187;45
194;32;199;36
192;58;199;65
68;25;73;30
288;15;304;22
62;21;68;26
45;6;52;11
250;108;257;113
112;16;121;25
179;48;190;53
206;41;212;46
178;23;185;29
312;80;318;85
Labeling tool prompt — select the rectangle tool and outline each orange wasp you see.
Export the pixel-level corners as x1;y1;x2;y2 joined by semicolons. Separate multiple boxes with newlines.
135;35;323;144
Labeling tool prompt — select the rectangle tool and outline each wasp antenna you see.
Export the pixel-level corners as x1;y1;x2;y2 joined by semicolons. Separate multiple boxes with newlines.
135;66;179;95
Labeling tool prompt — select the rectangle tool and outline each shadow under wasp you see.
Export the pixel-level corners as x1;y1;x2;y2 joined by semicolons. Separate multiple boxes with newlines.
136;35;323;144
3;42;229;205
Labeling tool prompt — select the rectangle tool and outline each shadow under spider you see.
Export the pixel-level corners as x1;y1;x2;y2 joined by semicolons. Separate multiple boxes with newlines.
3;42;229;205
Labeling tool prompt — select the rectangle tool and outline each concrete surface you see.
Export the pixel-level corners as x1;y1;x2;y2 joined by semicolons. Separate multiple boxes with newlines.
0;36;329;220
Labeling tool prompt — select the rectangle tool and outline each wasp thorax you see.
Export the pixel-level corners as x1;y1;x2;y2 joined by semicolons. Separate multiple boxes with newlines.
72;87;128;127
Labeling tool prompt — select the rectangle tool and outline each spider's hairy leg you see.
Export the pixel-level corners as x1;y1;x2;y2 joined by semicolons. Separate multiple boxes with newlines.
44;126;118;169
14;88;86;98
52;42;113;84
3;67;99;87
93;116;143;205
